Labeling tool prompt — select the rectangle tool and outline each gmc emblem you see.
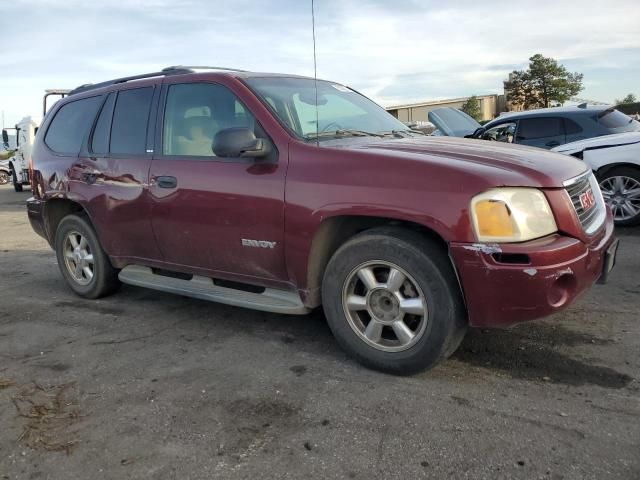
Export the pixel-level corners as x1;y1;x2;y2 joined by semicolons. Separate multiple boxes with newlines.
579;189;595;211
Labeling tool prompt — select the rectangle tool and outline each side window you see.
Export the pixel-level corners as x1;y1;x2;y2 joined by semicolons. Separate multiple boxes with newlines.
482;122;516;143
517;117;563;140
564;118;583;135
163;83;256;157
44;96;102;154
110;87;154;155
90;93;115;155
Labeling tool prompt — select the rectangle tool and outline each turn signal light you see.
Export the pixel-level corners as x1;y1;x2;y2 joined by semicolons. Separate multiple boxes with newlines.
474;200;514;237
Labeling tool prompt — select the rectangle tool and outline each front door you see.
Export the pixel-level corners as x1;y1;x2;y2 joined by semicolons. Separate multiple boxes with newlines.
148;80;288;285
515;117;566;149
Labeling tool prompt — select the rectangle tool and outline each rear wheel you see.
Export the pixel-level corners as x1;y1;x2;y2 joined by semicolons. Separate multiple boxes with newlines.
599;167;640;226
0;170;9;185
322;227;467;374
11;168;23;192
54;214;120;299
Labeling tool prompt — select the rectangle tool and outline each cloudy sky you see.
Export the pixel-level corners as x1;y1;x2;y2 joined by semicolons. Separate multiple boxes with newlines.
1;0;639;126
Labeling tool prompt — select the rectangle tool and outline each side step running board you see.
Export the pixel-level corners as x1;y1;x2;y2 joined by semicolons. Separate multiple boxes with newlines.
118;265;309;315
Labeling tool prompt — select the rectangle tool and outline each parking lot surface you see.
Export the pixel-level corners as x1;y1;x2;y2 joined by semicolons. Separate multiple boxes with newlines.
0;184;638;480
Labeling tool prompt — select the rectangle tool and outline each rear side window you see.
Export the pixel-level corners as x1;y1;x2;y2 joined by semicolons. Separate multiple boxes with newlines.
564;118;583;135
594;108;640;133
45;96;102;154
517;117;563;139
91;93;115;155
110;87;154;155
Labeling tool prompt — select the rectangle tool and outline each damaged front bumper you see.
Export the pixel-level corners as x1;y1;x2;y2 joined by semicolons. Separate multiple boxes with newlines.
449;213;617;328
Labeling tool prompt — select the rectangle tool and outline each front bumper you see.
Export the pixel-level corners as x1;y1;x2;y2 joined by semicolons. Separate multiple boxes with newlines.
449;212;616;328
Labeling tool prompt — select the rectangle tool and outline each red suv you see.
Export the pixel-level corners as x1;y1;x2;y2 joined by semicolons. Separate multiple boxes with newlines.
27;66;618;374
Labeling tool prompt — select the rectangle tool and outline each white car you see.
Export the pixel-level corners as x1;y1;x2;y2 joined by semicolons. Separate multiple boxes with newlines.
552;132;640;226
428;107;640;226
0;159;10;185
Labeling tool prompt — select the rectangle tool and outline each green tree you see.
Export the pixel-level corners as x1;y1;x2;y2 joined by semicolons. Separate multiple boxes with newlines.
461;95;482;122
615;93;637;105
505;54;584;109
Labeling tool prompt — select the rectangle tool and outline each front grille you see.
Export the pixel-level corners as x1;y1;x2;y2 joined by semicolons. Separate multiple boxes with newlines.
564;172;605;234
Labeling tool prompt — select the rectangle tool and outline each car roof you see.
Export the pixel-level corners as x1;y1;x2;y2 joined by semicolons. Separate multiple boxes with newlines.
65;66;327;98
493;105;612;121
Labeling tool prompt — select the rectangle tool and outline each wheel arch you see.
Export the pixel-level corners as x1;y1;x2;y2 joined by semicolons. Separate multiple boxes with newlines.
302;214;455;308
43;198;91;246
594;162;640;179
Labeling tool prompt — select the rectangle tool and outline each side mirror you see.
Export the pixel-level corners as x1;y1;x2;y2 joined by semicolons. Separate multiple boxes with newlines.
1;129;8;148
467;127;485;139
213;127;271;159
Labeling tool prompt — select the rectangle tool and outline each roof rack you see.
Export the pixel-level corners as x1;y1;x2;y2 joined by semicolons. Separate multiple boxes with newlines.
162;65;248;73
69;65;247;96
68;68;191;95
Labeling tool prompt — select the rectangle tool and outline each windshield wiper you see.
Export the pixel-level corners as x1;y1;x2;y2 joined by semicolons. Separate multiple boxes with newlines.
378;130;425;138
305;129;385;140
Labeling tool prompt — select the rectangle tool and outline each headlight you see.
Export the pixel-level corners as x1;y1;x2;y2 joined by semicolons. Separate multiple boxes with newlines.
470;188;557;242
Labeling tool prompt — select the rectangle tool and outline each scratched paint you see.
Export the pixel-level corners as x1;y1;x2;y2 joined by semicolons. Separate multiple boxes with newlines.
462;243;503;255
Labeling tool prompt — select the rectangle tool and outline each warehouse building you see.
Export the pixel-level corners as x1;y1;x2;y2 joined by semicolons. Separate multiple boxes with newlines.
386;94;506;123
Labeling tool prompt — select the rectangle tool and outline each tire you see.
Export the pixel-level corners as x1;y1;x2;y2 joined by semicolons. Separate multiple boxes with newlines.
54;214;120;299
598;166;640;226
0;170;9;185
11;168;23;192
322;227;467;375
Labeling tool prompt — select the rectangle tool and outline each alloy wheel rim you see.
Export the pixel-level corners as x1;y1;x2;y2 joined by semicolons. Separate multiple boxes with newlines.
0;172;8;184
599;176;640;221
63;231;94;285
342;260;428;352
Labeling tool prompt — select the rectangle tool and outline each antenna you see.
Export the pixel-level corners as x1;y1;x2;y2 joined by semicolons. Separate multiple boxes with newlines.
311;0;319;147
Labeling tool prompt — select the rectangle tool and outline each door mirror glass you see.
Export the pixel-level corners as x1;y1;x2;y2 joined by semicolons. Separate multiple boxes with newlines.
1;129;8;147
213;127;271;158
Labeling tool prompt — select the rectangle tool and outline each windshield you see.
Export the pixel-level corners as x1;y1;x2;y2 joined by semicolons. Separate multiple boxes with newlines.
244;77;411;140
594;108;640;134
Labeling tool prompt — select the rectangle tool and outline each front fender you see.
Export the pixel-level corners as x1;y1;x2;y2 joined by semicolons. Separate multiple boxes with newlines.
312;202;453;242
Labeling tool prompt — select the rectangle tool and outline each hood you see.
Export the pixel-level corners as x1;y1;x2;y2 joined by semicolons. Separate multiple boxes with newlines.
428;107;482;137
552;131;640;155
325;135;587;188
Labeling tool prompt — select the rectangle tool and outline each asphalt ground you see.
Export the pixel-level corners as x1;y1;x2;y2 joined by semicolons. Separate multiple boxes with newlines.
0;184;638;479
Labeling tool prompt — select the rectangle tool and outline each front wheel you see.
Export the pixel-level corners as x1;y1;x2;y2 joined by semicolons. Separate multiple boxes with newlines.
599;167;640;226
0;170;9;185
322;227;467;375
54;214;120;299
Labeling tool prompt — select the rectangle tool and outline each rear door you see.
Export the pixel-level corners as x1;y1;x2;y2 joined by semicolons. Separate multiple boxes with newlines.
515;117;565;149
563;117;586;144
148;79;288;284
75;85;163;261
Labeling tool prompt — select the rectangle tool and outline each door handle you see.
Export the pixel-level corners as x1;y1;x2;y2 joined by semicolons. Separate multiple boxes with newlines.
154;176;177;189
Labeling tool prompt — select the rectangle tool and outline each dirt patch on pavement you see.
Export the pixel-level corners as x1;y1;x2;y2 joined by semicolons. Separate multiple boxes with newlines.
9;381;82;454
